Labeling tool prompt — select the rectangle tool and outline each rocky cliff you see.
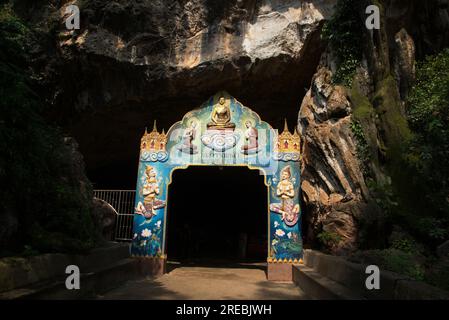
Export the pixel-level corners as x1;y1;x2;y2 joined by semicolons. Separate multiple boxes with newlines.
14;0;336;187
7;0;449;253
299;0;449;253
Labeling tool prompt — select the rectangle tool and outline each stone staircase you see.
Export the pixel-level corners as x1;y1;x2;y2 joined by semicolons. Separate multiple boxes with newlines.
293;250;449;300
0;242;139;299
294;265;364;300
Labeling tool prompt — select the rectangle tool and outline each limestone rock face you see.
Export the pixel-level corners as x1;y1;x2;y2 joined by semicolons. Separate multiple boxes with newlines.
297;0;449;254
91;198;117;241
298;64;369;254
32;0;336;184
393;28;416;100
13;0;447;255
56;0;335;110
68;0;334;65
384;0;449;57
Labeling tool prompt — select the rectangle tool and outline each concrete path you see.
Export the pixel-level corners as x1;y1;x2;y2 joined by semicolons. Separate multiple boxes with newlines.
97;266;307;300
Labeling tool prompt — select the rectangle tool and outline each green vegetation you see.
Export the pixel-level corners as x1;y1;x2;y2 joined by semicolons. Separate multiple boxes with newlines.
406;49;449;234
321;0;364;86
352;227;449;289
372;50;449;248
358;48;449;291
373;76;414;149
337;47;449;287
317;231;342;249
425;257;449;291
366;180;399;218
0;5;96;256
349;82;382;180
350;120;370;176
323;1;449;290
363;249;425;281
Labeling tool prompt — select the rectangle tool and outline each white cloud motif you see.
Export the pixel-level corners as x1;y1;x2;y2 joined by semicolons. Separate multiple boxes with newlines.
156;220;161;228
287;232;292;239
274;221;279;228
276;229;285;237
141;229;152;238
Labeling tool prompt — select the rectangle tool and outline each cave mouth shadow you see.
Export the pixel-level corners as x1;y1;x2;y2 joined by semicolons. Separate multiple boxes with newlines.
165;166;268;275
166;259;267;273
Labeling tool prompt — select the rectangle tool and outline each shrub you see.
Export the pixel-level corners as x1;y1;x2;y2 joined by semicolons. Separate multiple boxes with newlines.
322;0;364;86
405;49;449;242
0;5;96;256
317;231;342;249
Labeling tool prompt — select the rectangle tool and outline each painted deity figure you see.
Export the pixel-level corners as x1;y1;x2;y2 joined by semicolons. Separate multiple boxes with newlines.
177;121;198;154
207;97;235;131
241;120;258;154
270;166;300;227
135;165;166;219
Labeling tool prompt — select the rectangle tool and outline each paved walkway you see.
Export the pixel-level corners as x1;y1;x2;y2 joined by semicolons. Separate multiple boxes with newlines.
98;265;307;300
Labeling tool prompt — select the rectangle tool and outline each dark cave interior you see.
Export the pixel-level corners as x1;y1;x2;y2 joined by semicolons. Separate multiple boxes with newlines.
166;166;268;262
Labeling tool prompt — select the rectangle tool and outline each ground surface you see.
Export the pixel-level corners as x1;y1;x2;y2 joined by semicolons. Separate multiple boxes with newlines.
97;264;307;300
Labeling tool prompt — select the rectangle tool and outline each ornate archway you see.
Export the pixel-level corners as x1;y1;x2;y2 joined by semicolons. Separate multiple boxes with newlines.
131;92;303;280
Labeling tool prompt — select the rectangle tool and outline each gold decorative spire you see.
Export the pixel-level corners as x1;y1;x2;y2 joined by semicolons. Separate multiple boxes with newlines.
276;119;301;153
152;120;158;132
140;120;167;152
283;118;290;133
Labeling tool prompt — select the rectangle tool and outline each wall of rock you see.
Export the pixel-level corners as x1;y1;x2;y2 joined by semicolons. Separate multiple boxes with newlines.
298;0;449;253
14;0;336;187
10;0;449;253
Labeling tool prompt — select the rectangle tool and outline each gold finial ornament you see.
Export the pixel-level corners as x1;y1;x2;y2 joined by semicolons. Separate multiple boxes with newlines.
152;120;158;132
141;120;167;152
276;120;301;153
283;118;289;132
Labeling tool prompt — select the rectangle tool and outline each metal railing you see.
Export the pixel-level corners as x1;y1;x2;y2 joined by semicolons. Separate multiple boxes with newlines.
93;190;136;241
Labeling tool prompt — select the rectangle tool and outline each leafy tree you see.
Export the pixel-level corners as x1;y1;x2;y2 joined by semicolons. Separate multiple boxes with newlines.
321;0;364;86
406;49;449;242
0;5;96;256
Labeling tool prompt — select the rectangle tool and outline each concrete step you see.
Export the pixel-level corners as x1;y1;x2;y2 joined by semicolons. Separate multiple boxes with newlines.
0;242;131;294
76;242;131;271
293;265;364;300
1;258;139;300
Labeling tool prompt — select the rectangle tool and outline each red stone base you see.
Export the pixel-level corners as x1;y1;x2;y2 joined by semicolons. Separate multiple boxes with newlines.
133;256;166;277
267;263;294;282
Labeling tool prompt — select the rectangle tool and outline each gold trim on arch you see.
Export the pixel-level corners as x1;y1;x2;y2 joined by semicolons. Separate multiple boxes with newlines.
137;91;302;262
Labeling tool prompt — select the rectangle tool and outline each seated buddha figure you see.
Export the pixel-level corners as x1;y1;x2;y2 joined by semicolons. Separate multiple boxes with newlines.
177;121;198;154
241;120;259;154
207;97;235;131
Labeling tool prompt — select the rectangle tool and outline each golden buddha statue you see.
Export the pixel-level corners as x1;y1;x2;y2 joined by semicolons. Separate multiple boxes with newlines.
207;96;235;130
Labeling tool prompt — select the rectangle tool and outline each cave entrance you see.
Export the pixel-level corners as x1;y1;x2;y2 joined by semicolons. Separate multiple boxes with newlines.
131;92;303;281
166;166;268;266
